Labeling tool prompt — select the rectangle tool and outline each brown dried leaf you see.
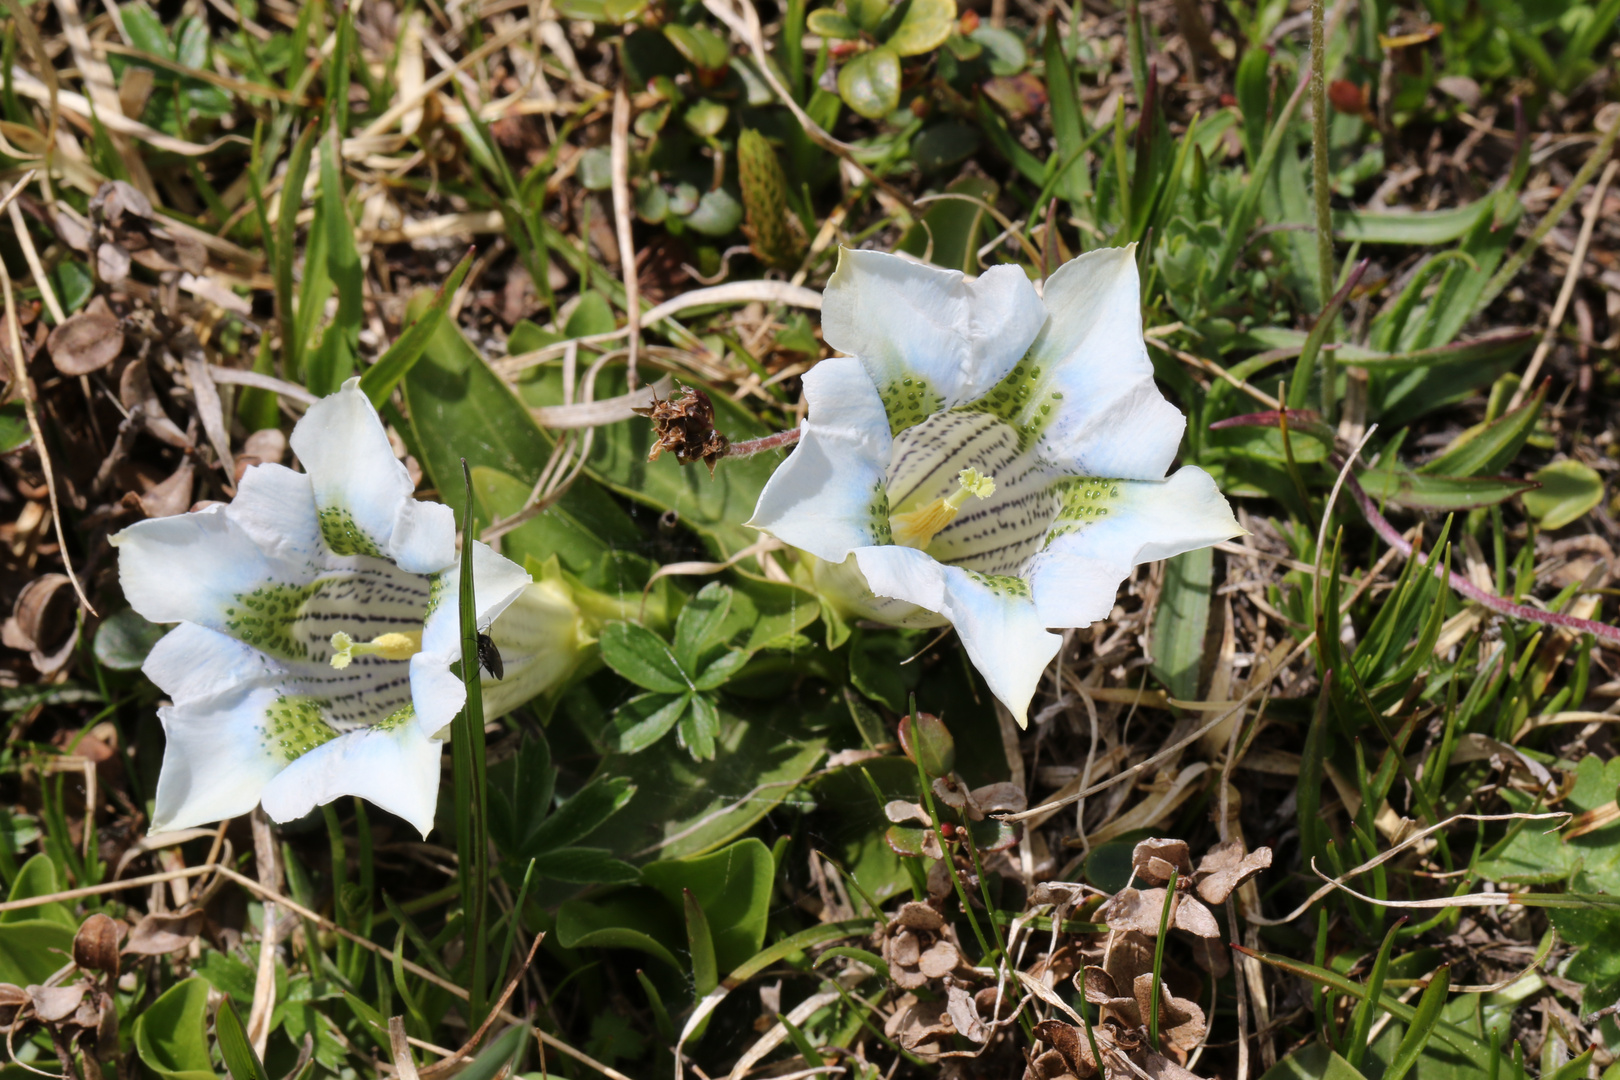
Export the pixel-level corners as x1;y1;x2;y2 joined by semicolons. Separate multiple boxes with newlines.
48;301;123;376
132;457;195;519
241;428;287;466
1032;1020;1098;1078
894;901;944;931
1132;838;1193;884
885;800;930;825
1131;973;1207;1054
1173;897;1220;939
968;781;1026;815
916;939;959;979
884;997;953;1054
123;909;204;956
8;574;80;675
891;930;921;967
1194;842;1272;905
946;984;987;1043
1099;887;1168;935
932;775;969;811
28;984;85;1024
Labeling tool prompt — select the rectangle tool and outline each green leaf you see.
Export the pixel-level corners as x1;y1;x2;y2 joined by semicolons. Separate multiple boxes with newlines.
524;776;637;855
529;846;641;884
674;582;734;671
693;650;751;691
1523;460;1604;531
215;998;268;1080
600;622;692;693
846;0;889;30
896;174;999;272
490;734;555;859
850;627;926;713
305;131;362;396
1354;470;1537;511
1150;547;1211;700
683;98;730;138
589;699;829;859
616;691;694;752
0;920;74;985
358;252;474;408
0;402;28;453
642;838;774;973
806;8;859;36
663;23;730;70
456;1025;528;1080
93;608;167;671
4;853;75;928
135;978;215;1080
888;0;955;55
1259;1044;1378;1080
680;188;744;236
555;891;683;969
838;46;900;120
1332;200;1493;244
1419;382;1545;476
968;25;1025;74
1384;966;1451;1080
678;692;722;759
682;888;719;995
401;309;640;567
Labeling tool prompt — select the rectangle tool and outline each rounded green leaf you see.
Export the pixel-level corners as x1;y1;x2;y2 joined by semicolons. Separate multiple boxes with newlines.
134;978;214;1080
1523;459;1605;530
838;46;901;120
912;120;981;171
887;0;955;56
683;98;730;138
806;8;859;37
969;25;1026;74
94;607;167;671
663;23;730;71
846;0;890;31
681;188;744;236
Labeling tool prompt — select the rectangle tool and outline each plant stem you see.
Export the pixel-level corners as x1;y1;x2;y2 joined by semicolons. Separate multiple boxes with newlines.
1310;0;1333;308
1149;869;1177;1051
455;460;491;1029
1124;0;1147;105
725;427;801;458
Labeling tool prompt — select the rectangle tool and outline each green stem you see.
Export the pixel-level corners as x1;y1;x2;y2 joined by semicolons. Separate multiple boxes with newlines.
1309;0;1333;307
454;460;491;1029
1149;870;1177;1051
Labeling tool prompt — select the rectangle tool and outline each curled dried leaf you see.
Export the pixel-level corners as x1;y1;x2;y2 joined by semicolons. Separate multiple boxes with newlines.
885;799;930;825
1131;838;1193;884
123;909;204;956
946;984;987;1043
1193;841;1273;905
1030;1020;1098;1079
1131;973;1207;1055
28;985;85;1025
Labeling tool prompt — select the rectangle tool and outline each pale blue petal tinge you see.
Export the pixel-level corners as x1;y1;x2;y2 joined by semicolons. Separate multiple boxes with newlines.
750;247;1243;723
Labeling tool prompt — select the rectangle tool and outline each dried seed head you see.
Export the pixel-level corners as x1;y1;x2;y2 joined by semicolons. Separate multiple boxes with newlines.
73;914;121;978
635;386;729;474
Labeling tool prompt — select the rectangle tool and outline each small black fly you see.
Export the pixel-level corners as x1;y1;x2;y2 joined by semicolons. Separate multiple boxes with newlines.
476;632;505;680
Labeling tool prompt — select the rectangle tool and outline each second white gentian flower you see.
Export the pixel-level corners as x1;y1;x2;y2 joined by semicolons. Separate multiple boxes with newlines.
750;247;1241;723
112;379;571;838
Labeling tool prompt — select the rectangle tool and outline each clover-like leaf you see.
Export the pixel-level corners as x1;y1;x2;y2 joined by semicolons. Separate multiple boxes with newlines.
837;46;901;119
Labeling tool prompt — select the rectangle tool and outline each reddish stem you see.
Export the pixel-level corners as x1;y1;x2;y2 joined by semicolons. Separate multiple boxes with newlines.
1341;464;1620;646
725;427;801;458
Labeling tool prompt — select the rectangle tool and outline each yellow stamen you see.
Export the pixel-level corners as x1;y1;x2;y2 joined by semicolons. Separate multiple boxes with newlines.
889;469;998;550
329;630;423;669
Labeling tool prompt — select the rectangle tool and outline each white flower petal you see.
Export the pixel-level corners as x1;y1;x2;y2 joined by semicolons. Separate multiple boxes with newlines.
418;542;532;659
409;653;465;741
143;622;279;704
290;378;456;573
1021;246;1185;480
150;686;291;833
1028;467;1241;626
260;721;443;838
809;553;948;629
111;507;295;629
854;545;1060;721
821;250;1046;426
749;357;893;561
226;464;323;572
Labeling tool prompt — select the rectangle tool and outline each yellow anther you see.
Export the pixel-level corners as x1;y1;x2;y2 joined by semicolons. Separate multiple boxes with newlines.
889;469;999;550
329;630;423;669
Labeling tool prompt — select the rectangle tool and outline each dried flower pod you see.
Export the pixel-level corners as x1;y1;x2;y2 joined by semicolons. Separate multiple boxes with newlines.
635;386;729;474
73;914;121;978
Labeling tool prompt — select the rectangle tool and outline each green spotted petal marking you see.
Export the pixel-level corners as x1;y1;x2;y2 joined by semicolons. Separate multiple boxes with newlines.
319;505;384;557
957;354;1065;452
226;582;320;659
1046;476;1126;544
877;376;944;437
264;695;340;764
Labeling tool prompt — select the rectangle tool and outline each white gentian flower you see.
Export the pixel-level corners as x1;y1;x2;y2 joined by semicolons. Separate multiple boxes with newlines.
112;378;546;838
750;247;1242;723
